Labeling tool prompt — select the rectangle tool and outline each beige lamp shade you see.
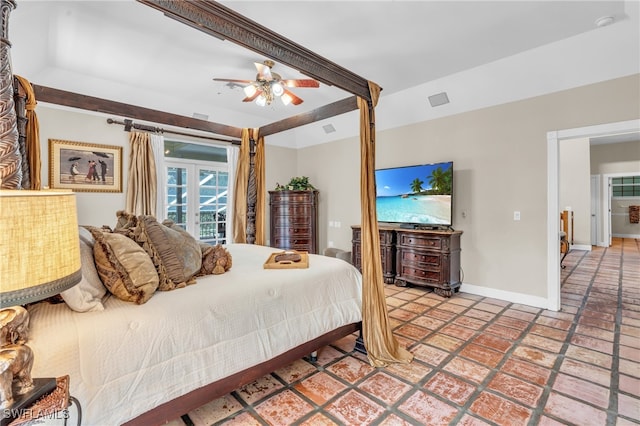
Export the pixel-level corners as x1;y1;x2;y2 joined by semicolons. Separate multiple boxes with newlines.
0;190;81;307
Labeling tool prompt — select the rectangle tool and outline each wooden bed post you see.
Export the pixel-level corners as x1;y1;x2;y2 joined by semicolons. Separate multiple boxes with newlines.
246;136;257;244
13;77;29;189
0;0;21;189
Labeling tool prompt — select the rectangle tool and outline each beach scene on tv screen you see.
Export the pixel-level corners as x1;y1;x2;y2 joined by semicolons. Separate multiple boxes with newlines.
376;162;452;224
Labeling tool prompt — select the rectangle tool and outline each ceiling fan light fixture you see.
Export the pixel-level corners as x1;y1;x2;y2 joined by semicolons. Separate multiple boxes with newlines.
256;95;267;107
271;81;284;97
244;85;257;97
281;93;292;106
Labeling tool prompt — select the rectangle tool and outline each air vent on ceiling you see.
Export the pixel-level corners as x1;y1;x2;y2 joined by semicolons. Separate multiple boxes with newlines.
193;112;209;120
322;124;336;134
428;92;450;107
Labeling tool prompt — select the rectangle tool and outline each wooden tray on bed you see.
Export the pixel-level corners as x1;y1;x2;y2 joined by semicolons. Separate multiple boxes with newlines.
264;250;309;269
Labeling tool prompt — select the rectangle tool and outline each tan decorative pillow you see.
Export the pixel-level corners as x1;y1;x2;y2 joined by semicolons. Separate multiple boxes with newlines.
198;243;233;276
85;226;159;304
115;212;201;291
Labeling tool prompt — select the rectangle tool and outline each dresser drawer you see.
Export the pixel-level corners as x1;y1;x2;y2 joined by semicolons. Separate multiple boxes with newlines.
272;206;313;216
273;226;311;238
399;250;441;267
398;233;442;250
398;265;441;283
273;237;312;249
272;215;311;226
270;192;316;204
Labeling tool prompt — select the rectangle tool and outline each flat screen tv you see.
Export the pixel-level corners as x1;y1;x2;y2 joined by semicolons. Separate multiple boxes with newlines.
375;161;453;228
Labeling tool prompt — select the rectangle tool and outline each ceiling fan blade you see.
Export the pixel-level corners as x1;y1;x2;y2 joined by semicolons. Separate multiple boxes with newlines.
242;89;262;102
282;79;320;88
254;62;273;81
213;78;253;84
283;88;304;105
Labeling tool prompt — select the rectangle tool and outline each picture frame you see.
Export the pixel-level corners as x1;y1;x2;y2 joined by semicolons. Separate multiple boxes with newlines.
48;139;123;193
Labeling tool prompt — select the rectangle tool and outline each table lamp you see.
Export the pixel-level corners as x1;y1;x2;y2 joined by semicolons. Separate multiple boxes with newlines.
0;190;81;424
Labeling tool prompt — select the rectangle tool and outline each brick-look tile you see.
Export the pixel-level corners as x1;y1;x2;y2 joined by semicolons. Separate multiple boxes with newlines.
440;323;477;340
236;374;284;404
299;413;339;426
424;372;477;405
384;359;432;384
544;392;608;425
459;343;504;368
469;392;532;426
410;343;450;367
487;373;544;407
325;390;385;425
220;411;262;425
424;333;465;352
571;333;614;354
564;345;613;369
294;372;347;405
472;333;512;353
552;373;610;408
618;393;640;420
560;358;612;387
326;356;375;384
398;390;459;425
395;323;432;340
501;358;551;386
529;324;569;341
188;394;242;426
512;346;559;368
410;314;446;330
254;389;314;425
274;359;318;383
358;372;412;405
443;357;491;384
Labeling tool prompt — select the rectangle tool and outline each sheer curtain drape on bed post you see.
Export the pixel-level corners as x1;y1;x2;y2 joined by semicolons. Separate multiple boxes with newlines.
358;81;413;368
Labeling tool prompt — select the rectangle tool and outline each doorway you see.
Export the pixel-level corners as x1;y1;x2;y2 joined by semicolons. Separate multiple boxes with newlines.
546;119;640;311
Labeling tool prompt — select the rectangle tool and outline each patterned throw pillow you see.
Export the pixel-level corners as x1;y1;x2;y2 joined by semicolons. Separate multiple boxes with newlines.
115;212;201;291
84;226;159;304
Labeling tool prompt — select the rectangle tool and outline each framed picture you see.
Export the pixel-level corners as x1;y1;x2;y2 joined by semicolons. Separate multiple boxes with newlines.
49;139;123;192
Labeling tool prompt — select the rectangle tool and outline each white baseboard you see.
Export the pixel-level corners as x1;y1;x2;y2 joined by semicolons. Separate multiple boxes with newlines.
460;282;552;310
612;233;640;239
571;244;591;251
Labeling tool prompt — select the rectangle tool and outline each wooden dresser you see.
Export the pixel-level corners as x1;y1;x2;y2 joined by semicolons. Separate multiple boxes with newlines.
351;225;462;297
269;190;319;254
351;225;397;284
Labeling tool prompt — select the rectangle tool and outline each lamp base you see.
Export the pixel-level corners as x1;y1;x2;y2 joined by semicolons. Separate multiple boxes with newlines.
1;377;57;426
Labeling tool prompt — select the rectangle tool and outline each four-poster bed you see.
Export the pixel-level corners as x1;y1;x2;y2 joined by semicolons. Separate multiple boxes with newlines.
1;0;412;424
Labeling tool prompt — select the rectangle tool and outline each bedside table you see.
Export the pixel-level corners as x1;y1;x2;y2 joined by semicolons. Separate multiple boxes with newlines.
8;376;80;426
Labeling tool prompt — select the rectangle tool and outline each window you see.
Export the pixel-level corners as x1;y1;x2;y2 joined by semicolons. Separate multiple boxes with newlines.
164;141;229;244
612;176;640;197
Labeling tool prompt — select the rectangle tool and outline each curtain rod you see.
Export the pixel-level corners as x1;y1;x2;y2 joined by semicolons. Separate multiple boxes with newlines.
107;118;241;145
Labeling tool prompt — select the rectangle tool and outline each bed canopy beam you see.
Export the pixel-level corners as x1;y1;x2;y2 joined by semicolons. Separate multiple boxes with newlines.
32;85;244;139
137;0;372;101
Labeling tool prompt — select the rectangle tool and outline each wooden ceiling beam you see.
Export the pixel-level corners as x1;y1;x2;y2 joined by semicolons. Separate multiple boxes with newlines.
137;0;373;101
260;96;358;137
33;85;243;139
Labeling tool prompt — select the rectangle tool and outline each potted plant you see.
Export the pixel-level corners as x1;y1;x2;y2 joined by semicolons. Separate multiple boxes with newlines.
274;176;316;191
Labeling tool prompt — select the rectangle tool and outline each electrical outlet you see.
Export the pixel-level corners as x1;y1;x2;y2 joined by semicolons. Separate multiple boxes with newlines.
514;211;521;221
335;221;341;228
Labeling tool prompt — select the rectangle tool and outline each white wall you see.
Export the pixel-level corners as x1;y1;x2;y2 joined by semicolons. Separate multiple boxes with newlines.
559;137;591;247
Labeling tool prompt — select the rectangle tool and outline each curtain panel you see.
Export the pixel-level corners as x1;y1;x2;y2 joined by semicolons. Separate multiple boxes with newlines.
125;131;157;216
358;82;413;367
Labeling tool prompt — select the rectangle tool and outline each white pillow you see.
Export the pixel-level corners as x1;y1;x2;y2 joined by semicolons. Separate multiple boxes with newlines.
60;227;107;312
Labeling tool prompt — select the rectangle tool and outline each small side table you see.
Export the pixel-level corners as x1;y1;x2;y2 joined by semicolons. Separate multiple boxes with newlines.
8;376;79;426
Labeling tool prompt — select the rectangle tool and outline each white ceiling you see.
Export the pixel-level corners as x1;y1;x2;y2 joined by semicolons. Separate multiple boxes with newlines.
8;1;640;148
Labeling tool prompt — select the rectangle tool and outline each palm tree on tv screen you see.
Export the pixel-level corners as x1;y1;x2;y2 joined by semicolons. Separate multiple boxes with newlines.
410;178;424;194
428;166;452;195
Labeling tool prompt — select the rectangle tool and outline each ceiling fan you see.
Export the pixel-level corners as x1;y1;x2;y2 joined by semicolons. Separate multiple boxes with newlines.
214;60;320;106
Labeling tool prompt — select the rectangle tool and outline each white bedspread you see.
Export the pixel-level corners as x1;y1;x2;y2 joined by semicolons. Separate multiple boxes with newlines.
26;244;362;425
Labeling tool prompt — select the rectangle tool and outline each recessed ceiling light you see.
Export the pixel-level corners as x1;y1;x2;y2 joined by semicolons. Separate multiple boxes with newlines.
595;16;615;28
193;112;209;120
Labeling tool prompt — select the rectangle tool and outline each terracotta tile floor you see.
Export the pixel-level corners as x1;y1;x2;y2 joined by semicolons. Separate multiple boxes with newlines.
171;238;639;425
